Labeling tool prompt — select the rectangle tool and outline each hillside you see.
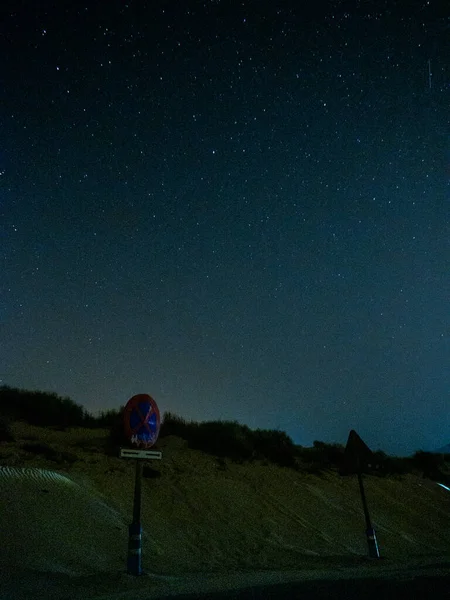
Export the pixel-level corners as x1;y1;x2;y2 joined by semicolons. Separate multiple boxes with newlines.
1;421;450;599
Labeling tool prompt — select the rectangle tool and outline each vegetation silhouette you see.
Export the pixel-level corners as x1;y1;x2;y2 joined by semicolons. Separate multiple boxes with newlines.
0;385;87;428
0;415;14;442
410;450;450;484
159;412;297;467
1;386;449;482
0;385;123;430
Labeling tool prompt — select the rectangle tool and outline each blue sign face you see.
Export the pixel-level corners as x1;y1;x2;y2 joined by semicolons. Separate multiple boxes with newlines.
124;394;160;448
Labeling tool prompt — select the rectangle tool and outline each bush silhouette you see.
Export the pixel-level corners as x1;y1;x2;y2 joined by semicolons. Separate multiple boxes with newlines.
252;428;297;467
160;412;198;440
0;385;128;432
411;451;445;479
188;420;254;462
105;405;127;455
294;441;346;474
160;415;298;467
90;408;123;429
368;450;411;477
0;416;14;442
311;440;345;467
5;386;433;479
0;386;85;428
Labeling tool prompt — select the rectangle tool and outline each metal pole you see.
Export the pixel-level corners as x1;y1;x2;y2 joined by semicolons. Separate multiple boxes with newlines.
357;472;380;559
127;460;143;575
133;459;143;523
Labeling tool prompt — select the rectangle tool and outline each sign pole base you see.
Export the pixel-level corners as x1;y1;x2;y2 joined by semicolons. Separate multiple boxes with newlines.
366;527;380;559
127;522;142;575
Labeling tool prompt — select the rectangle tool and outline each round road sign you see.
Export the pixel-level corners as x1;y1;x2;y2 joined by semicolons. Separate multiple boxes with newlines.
123;394;160;448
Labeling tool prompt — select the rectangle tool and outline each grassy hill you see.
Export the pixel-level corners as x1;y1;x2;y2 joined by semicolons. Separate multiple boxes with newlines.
1;420;450;589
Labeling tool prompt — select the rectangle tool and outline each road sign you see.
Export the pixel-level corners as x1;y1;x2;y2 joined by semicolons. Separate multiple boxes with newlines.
339;429;374;476
120;448;162;460
122;394;162;576
340;429;380;559
124;394;160;449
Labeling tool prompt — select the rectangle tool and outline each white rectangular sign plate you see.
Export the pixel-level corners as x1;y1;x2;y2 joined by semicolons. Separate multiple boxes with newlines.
120;448;162;460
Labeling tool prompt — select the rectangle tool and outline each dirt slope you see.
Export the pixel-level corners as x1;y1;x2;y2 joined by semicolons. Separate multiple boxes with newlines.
1;422;449;583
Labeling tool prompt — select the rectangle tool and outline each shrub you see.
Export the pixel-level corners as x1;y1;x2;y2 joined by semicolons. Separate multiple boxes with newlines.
0;386;85;428
411;451;445;479
368;451;411;477
160;412;197;439
90;408;123;429
293;441;346;474
252;428;297;467
311;440;345;467
188;420;254;462
0;416;14;442
105;405;127;455
160;415;298;468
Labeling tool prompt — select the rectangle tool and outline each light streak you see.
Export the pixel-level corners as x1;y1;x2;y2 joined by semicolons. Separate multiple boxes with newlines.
436;482;450;492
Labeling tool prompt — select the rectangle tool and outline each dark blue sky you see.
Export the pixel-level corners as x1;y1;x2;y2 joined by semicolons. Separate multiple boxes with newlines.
1;1;449;455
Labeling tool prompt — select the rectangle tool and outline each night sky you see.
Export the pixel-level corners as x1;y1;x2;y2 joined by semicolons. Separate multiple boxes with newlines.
1;1;449;455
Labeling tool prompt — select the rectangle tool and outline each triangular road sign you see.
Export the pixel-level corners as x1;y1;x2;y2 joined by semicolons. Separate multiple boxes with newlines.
339;429;374;476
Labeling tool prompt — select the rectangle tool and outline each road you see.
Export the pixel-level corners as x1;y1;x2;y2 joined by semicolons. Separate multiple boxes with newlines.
151;573;450;599
2;565;450;599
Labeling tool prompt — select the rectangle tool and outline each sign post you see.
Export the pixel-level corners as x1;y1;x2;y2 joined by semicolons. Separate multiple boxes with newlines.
128;460;143;576
357;471;379;559
121;394;161;576
340;429;380;559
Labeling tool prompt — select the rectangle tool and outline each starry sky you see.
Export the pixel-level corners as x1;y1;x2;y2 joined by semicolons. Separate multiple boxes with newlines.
1;1;449;455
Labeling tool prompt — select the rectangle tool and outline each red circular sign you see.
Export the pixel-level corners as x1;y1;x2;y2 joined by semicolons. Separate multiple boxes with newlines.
123;394;160;448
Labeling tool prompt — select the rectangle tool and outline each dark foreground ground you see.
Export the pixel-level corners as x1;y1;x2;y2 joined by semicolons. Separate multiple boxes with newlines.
2;563;450;600
163;574;450;600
